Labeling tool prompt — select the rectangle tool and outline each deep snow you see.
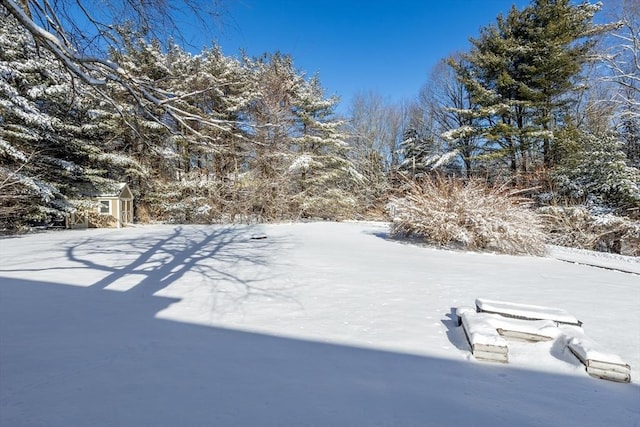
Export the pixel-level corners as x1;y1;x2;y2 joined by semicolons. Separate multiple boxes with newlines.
1;222;638;426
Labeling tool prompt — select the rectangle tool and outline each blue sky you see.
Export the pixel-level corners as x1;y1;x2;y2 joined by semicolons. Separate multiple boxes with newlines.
188;0;531;112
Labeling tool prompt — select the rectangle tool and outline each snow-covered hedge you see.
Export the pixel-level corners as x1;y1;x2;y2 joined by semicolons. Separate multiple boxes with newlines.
137;168;366;224
388;178;546;255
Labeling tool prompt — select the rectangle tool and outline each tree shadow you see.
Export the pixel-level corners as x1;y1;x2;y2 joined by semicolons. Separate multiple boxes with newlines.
58;225;300;309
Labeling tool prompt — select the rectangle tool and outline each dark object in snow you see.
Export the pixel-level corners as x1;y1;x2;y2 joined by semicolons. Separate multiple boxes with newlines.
250;234;267;240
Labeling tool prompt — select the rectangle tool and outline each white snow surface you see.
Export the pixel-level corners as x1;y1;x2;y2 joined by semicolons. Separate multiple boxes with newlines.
1;221;638;426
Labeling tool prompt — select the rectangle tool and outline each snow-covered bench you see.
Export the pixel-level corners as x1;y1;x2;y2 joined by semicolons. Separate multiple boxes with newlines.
475;298;582;326
457;307;508;363
456;299;631;383
562;328;632;383
457;302;561;344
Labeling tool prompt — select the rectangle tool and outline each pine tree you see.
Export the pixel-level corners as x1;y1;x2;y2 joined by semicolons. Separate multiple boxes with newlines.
289;76;361;219
398;128;437;177
620;115;640;168
552;126;640;211
452;0;610;174
0;12;141;228
452;6;539;173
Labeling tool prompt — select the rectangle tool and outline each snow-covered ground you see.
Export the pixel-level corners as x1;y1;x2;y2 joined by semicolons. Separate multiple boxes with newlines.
1;222;638;426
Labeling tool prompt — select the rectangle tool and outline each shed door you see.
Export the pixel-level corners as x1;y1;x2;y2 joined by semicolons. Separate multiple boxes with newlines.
120;200;133;225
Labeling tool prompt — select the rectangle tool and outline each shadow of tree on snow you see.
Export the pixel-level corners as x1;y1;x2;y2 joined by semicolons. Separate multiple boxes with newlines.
61;226;299;308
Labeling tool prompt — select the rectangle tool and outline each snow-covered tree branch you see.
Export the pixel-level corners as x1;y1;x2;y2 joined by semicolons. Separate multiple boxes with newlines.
1;0;233;138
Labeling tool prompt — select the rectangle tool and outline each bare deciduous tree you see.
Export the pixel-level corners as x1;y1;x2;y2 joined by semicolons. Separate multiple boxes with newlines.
598;0;640;114
347;91;406;172
420;57;483;178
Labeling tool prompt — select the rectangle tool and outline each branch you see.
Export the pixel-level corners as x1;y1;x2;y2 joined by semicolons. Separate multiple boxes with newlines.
1;0;241;141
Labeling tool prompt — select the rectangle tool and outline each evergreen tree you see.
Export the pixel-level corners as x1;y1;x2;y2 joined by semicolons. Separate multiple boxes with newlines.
2;0;228;136
552;126;640;211
289;76;361;219
0;12;141;228
452;7;539;173
398;128;437;177
620;114;640;168
423;58;483;178
452;0;609;173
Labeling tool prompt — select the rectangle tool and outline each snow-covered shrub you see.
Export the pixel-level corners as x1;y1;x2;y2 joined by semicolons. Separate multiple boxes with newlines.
296;188;358;221
234;172;297;222
551;129;640;213
389;178;546;255
161;197;221;224
140;174;298;224
139;180;226;224
87;211;118;228
538;205;640;256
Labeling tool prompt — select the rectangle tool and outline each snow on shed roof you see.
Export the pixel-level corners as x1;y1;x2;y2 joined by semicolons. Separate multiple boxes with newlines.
77;182;132;199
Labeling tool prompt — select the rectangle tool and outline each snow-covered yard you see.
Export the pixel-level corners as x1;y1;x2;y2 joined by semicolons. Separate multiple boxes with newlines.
1;222;638;426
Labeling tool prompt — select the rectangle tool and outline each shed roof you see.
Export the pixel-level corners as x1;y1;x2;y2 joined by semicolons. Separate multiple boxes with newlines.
78;182;133;199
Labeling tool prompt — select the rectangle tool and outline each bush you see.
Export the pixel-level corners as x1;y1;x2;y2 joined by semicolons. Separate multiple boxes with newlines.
87;211;118;228
137;169;367;224
551;129;640;212
388;178;546;255
538;205;640;256
296;188;358;221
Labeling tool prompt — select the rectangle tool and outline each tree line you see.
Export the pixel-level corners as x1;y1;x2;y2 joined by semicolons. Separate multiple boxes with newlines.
1;0;638;233
359;0;639;214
